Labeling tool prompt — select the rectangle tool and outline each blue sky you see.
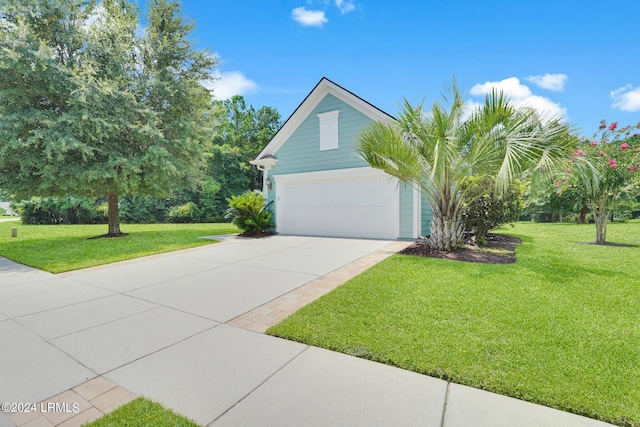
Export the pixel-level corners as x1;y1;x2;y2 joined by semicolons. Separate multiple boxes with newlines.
181;0;640;136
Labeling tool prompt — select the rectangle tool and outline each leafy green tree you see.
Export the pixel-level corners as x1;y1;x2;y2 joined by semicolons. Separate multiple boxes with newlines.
524;180;587;223
0;0;215;236
207;96;280;217
556;121;640;243
213;96;281;189
357;82;575;251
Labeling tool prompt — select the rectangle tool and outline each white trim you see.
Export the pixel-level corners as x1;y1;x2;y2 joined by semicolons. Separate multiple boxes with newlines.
318;110;340;151
250;157;278;167
273;166;390;184
254;78;394;161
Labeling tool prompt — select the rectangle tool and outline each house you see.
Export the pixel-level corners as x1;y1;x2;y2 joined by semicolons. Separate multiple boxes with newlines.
251;77;432;240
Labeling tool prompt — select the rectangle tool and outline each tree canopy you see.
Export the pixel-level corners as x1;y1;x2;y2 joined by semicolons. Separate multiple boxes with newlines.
0;0;216;235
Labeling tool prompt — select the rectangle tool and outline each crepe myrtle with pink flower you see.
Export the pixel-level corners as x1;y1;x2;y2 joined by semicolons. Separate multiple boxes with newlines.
556;120;640;243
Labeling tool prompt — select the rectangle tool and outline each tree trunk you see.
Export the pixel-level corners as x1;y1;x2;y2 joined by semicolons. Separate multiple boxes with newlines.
589;195;608;244
106;192;122;236
429;215;465;251
579;204;588;224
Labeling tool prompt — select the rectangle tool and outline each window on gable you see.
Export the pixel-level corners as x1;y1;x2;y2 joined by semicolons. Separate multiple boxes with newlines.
317;110;339;151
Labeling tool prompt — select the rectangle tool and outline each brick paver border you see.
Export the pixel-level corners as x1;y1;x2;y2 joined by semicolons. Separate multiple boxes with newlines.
8;377;136;427
226;240;412;333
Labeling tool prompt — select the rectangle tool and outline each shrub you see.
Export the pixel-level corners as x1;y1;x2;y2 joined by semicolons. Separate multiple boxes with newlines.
168;202;200;223
15;196;106;225
225;191;274;234
461;178;524;244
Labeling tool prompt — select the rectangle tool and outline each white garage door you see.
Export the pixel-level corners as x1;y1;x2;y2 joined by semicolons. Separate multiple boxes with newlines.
274;167;399;239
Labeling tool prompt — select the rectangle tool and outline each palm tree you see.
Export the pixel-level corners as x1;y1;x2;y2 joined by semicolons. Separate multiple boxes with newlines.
357;82;575;251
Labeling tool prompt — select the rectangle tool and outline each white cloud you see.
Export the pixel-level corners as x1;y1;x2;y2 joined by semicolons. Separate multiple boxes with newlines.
292;7;328;27
611;84;640;112
470;77;532;98
335;0;355;14
470;77;567;120
203;71;258;100
525;73;568;92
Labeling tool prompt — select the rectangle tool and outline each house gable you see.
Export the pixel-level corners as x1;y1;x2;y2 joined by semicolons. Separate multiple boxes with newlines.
252;77;394;165
267;93;377;176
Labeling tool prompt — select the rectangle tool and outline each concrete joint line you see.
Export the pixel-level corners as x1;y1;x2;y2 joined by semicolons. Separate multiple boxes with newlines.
440;382;451;427
207;345;311;426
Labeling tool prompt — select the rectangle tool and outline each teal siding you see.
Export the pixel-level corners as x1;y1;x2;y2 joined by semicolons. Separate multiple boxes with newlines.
269;94;371;176
398;183;414;239
421;196;433;236
266;93;375;219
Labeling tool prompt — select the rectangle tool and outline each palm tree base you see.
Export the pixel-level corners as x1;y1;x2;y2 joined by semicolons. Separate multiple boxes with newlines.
429;217;465;251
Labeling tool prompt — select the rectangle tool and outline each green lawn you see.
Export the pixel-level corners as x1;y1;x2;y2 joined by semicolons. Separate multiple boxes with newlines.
0;222;239;273
268;221;640;427
83;398;199;427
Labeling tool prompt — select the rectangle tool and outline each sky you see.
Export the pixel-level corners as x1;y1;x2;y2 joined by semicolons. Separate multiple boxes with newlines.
179;0;640;137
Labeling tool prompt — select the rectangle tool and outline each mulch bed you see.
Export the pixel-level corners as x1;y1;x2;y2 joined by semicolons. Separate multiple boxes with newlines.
399;233;522;264
238;231;274;238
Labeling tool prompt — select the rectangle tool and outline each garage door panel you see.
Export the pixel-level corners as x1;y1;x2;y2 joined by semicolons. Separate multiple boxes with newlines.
275;170;399;239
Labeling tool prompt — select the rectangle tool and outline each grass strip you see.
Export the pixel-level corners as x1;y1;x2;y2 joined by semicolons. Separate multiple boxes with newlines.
0;222;238;273
83;397;199;427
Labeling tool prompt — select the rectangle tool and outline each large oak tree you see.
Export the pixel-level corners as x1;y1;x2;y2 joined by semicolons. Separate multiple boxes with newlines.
0;0;215;236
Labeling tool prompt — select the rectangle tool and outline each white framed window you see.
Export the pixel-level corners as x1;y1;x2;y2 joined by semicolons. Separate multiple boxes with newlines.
317;110;339;151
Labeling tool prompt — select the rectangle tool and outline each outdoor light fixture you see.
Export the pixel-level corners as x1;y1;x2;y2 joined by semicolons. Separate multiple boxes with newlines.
265;176;273;190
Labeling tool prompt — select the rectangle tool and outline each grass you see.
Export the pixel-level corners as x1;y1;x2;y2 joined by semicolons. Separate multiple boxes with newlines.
83;398;199;427
268;221;640;427
0;222;239;273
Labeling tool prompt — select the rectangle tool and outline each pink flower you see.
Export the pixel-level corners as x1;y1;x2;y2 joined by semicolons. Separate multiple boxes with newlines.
574;149;584;156
598;150;605;156
621;143;629;150
565;168;571;173
609;122;618;131
608;160;618;168
554;181;561;186
591;140;598;146
628;166;638;172
599;123;607;130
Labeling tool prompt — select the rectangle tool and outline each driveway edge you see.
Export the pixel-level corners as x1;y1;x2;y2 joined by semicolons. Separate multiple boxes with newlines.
226;241;412;333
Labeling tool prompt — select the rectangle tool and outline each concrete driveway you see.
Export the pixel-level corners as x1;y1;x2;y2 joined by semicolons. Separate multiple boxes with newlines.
0;236;614;427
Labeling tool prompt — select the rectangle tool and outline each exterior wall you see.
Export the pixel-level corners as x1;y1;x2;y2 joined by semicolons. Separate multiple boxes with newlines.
266;93;375;220
269;93;371;175
398;183;414;239
421;195;433;236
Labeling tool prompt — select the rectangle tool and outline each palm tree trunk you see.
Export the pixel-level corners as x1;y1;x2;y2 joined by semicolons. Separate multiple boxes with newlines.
106;192;122;236
429;215;465;251
429;195;465;251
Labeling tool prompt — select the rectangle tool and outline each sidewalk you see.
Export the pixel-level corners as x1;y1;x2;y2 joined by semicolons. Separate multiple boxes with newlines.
0;236;616;427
